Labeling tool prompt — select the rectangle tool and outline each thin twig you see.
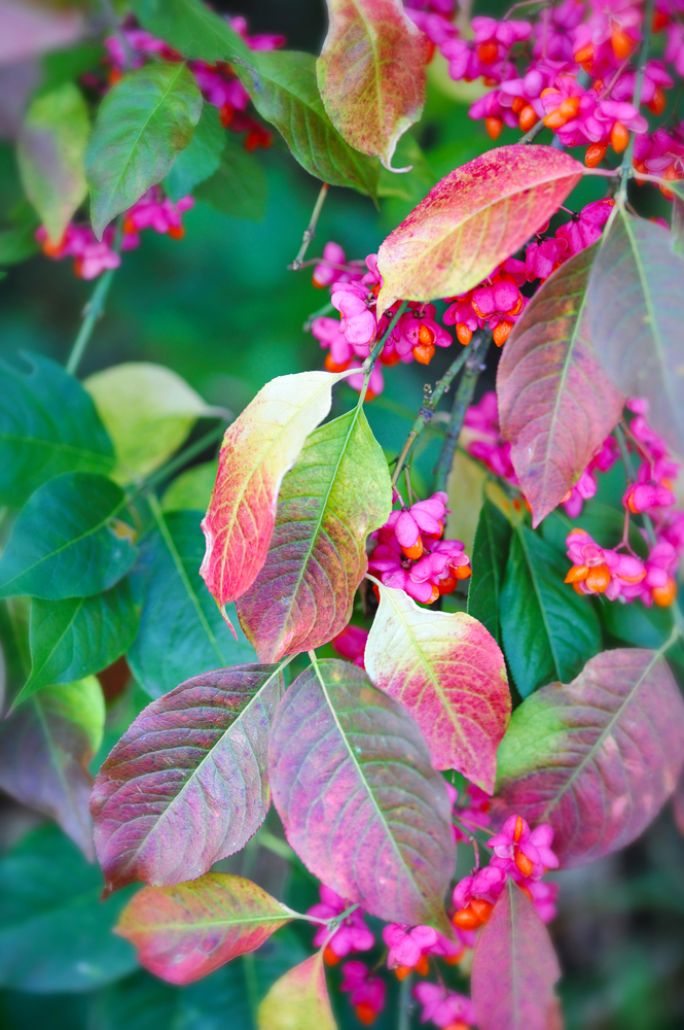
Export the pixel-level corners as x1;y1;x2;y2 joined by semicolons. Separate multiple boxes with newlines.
433;332;491;491
289;183;330;270
66;265;117;375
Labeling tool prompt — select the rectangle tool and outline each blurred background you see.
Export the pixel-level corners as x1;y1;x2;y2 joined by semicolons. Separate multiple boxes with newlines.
0;2;683;1028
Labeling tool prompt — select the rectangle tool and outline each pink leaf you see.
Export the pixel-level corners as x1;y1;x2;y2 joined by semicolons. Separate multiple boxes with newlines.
257;952;336;1030
495;649;684;866
376;145;583;312
91;664;283;891
497;245;624;525
116;873;296;985
200;371;344;608
269;658;454;931
364;583;510;791
236;408;391;662
317;0;430;170
471;883;561;1030
0;0;83;65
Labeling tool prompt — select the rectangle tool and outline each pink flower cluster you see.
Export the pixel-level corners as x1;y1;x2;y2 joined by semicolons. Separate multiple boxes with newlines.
36;189;194;279
565;401;683;607
368;491;471;604
452;815;560;930
411;0;684;180
105;15;284;151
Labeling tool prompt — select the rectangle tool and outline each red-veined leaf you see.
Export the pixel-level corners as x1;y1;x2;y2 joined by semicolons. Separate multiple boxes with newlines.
91;664;283;891
317;0;430;170
364;583;510;792
257;952;336;1030
495;649;684;866
200;371;344;609
376;145;583;312
585;209;684;455
471;882;561;1030
236;408;391;662
497;245;624;525
269;658;454;931
116;873;296;985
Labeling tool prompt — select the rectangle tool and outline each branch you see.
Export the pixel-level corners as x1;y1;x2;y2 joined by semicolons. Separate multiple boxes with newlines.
433;331;491;492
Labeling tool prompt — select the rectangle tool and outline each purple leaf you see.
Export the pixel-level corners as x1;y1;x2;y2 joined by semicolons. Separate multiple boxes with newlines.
495;649;684;866
471;883;560;1030
91;664;283;891
269;658;454;931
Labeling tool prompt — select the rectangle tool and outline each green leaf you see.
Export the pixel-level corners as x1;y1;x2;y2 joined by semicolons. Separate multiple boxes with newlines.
0;203;40;266
0;677;105;857
131;0;252;65
238;50;381;196
16;579;139;706
128;507;254;698
165;102;226;201
85;362;218;483
467;497;513;647
0;352;114;508
258;953;335;1030
0;473;137;600
499;526;601;697
17;82;90;242
162;460;215;512
0;825;136;992
195;134;267;221
86;62;203;238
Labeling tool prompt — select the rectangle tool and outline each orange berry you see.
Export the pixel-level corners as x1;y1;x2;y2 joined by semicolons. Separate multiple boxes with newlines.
324;353;350;373
402;538;424;560
413;342;435;365
565;564;589;584
394;965;412;981
454;564;472;581
354;1002;378;1026
365;386;378;402
559;96;580;119
167;225;185;240
648;86;667;116
41;236;64;258
511;96;526;115
518;104;538;132
610;121;629;153
611;27;635;60
220;103;234;127
508;294;524;316
443;1023;469;1030
456;323;473;347
415;955;430;976
574;43;594;65
427;584;440;604
585;563;611;593
652;578;677;607
323;945;340;966
584;143;608;167
108;67;123;85
493;320;513;347
513;815;525;842
477;41;499;64
453;905;480;930
418;323;435;347
470;899;494;924
485;116;503;140
515;849;535;878
380;350;402;367
543;108;566;130
437;576;457;596
652;10;669;31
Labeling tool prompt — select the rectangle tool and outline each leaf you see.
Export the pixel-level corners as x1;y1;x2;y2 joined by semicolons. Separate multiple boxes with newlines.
162;460;215;512
200;371;344;609
364;583;510;791
257;952;336;1030
586;210;684;455
85;362;217;483
91;664;283;891
499;526;601;697
317;0;429;170
236;408;391;662
127;508;254;698
0;825;136;993
495;648;684;866
164;102;226;201
269;658;454;930
445;448;489;556
498;245;624;525
86;62;203;238
131;0;252;65
467;497;513;647
0;677;104;858
116;874;296;985
16;82;89;242
0;472;137;600
238;50;381;196
376;145;584;312
0;351;114;508
195;134;268;221
16;579;139;706
0;0;84;64
471;883;560;1030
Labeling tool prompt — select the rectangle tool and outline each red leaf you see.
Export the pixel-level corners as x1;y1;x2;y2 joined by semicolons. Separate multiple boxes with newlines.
116;873;296;985
376;145;583;312
471;883;560;1030
200;371;343;608
497;245;624;525
91;664;283;891
268;658;454;931
317;0;430;169
364;583;510;791
495;649;684;866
